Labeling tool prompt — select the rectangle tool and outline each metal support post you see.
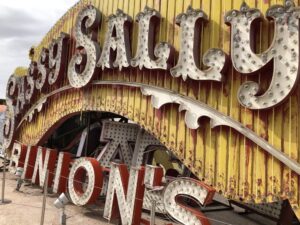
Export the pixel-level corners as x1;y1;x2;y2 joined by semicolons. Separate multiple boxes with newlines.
40;170;49;225
0;153;11;205
150;200;156;225
131;128;145;167
60;207;67;225
84;111;91;157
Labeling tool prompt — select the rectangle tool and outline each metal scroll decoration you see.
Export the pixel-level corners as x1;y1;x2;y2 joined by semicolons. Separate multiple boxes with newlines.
25;98;47;122
16;80;300;176
225;1;300;109
97;9;132;70
170;6;228;81
138;83;300;176
131;6;173;70
67;5;101;88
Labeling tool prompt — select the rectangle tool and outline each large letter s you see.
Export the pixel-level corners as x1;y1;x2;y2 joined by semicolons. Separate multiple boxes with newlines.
163;178;215;225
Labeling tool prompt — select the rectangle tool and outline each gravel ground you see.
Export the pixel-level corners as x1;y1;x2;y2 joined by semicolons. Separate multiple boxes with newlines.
0;161;278;225
0;168;177;225
0;171;115;225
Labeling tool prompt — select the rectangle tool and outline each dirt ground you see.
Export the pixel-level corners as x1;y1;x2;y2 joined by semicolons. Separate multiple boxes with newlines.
0;171;114;225
0;169;180;225
0;165;278;225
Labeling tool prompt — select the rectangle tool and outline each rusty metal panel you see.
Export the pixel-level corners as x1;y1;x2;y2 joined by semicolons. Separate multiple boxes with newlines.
10;0;300;219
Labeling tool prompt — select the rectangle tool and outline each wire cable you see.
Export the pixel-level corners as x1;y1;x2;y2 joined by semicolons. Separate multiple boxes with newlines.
5;161;243;225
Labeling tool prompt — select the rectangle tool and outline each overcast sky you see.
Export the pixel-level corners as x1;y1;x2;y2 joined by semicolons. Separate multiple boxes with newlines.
0;0;78;99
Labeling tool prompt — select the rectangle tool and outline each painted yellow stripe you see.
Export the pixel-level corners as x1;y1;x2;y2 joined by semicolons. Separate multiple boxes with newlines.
14;0;300;218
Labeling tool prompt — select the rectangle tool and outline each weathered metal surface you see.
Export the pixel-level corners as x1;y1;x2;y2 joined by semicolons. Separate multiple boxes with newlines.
97;121;162;167
16;81;300;176
7;0;300;219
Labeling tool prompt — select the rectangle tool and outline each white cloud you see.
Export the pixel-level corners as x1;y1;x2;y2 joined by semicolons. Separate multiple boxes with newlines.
0;0;78;99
